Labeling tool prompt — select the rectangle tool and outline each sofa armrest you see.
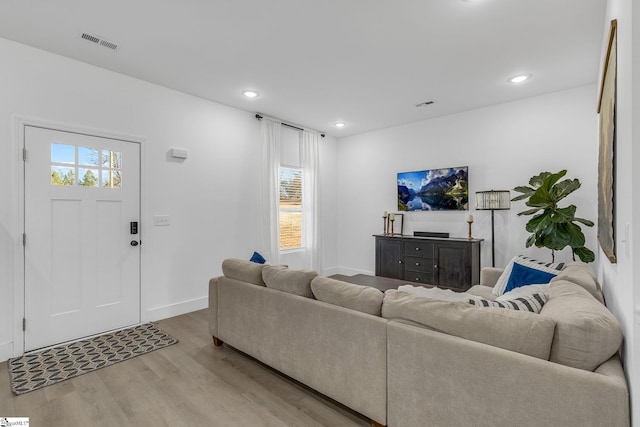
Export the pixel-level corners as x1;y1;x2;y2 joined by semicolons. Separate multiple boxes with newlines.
387;321;629;427
480;267;504;287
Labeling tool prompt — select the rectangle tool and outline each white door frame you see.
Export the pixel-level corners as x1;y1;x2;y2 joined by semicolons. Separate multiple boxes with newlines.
12;115;148;358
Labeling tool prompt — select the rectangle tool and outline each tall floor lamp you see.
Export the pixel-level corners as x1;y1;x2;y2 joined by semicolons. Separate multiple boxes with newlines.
475;190;511;267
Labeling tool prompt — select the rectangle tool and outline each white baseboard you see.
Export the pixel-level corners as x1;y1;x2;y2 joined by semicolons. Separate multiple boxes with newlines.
323;266;375;277
146;296;208;322
0;341;14;363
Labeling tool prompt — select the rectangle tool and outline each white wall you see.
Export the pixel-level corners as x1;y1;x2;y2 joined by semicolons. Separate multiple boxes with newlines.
598;0;638;425
334;85;598;276
0;37;338;361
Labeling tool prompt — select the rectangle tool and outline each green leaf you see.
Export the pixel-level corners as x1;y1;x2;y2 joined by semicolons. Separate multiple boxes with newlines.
573;247;595;263
513;185;535;194
542;170;567;191
525;234;537;248
529;171;553;188
566;223;586;248
517;207;542;216
525;212;551;233
550;179;581;202
540;223;570;250
550;205;577;223
512;186;535;195
574;217;595;227
511;193;530;202
527;187;553;208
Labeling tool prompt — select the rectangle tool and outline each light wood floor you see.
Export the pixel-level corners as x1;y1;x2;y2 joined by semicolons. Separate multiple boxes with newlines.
0;309;370;426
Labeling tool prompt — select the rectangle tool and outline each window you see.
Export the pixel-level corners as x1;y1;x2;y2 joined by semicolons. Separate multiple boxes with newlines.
51;143;122;188
279;167;302;251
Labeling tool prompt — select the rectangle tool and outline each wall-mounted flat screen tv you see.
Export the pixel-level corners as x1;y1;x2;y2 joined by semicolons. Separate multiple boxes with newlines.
398;166;468;211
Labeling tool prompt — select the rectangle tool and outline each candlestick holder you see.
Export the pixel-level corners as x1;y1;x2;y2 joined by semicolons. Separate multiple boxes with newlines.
383;216;388;235
390;219;395;236
467;220;473;240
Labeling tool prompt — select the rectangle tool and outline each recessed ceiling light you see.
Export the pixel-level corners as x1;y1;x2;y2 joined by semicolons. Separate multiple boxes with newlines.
242;90;259;98
334;122;346;128
508;74;531;83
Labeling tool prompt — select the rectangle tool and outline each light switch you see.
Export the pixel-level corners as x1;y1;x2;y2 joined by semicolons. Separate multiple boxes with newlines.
154;215;170;226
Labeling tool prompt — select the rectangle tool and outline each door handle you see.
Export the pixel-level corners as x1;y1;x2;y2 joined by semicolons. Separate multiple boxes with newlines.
130;240;140;247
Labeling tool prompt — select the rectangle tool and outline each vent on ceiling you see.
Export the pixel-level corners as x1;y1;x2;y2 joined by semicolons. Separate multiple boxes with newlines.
415;101;435;108
81;32;118;51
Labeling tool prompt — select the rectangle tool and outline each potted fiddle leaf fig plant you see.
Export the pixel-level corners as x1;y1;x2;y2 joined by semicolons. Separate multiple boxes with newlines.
512;170;595;263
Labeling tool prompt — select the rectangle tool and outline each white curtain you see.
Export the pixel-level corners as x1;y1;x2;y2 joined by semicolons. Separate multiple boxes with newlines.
259;119;281;264
301;130;322;271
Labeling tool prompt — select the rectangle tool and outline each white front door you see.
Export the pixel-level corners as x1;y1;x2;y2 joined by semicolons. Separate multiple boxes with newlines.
24;126;141;351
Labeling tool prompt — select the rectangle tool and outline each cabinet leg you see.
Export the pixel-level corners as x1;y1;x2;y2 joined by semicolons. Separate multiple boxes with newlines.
212;336;223;346
370;419;385;427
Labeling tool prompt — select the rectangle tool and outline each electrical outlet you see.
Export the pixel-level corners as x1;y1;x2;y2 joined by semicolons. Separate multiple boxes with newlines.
153;215;170;226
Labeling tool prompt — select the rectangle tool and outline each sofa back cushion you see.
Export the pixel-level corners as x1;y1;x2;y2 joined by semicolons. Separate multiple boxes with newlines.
550;262;603;303
382;290;556;360
310;276;384;316
222;258;266;286
541;280;622;371
262;265;317;298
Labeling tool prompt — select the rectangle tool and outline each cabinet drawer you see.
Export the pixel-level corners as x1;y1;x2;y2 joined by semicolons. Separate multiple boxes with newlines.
404;241;433;256
404;256;433;273
403;271;433;284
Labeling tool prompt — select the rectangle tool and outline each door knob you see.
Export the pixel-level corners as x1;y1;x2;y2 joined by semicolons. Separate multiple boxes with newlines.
130;240;139;247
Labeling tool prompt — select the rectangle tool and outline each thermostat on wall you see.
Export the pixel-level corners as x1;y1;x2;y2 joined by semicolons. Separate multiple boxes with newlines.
169;148;188;159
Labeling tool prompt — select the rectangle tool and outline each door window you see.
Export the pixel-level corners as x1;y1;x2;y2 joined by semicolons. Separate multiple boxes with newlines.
51;143;122;188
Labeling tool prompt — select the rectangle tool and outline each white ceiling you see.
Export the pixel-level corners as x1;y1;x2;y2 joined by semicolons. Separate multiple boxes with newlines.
0;0;607;137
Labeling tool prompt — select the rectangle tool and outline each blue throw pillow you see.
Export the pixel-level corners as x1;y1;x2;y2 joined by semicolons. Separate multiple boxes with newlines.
249;251;266;264
504;261;557;294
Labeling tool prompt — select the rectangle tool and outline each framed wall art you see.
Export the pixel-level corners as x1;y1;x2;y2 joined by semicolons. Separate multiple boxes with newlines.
597;19;617;263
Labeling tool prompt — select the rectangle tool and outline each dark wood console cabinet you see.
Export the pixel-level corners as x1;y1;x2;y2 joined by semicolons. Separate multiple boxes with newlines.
374;235;482;291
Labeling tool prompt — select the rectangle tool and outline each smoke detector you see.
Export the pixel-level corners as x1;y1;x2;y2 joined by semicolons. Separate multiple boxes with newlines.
81;33;118;51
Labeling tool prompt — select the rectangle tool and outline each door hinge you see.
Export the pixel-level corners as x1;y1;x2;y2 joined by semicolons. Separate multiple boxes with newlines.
23;233;26;247
23;147;27;161
23;318;26;331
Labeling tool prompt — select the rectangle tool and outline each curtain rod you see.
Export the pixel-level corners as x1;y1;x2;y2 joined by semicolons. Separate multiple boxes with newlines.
255;113;325;138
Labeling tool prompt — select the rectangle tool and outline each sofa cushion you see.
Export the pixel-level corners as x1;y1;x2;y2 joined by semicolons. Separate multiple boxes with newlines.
262;265;317;298
396;285;473;303
496;284;549;301
493;256;564;296
466;285;497;300
310;276;383;316
382;290;556;360
541;280;623;371
550;262;603;303
222;258;266;286
468;293;548;313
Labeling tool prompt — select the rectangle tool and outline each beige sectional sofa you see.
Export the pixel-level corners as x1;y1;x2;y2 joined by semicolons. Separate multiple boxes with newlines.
208;258;629;427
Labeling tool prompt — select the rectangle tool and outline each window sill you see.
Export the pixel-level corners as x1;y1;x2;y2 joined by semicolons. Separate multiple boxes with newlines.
280;248;305;255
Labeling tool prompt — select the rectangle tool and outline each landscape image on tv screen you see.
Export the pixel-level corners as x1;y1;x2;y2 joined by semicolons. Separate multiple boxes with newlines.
397;166;468;211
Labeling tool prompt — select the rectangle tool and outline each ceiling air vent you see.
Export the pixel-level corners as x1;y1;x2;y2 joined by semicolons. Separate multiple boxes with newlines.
81;33;118;51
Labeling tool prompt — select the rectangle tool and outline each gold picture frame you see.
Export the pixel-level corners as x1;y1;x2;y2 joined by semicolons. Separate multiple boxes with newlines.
597;19;617;263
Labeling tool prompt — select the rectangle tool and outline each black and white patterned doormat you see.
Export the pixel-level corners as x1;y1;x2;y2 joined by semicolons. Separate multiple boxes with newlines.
8;323;178;394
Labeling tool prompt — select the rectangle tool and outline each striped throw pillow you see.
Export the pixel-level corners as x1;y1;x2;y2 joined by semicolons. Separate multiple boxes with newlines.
468;293;548;313
492;256;565;296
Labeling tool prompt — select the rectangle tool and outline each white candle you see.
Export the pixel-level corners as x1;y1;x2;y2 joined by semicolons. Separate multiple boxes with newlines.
389;213;395;220
467;214;474;222
383;211;388;218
